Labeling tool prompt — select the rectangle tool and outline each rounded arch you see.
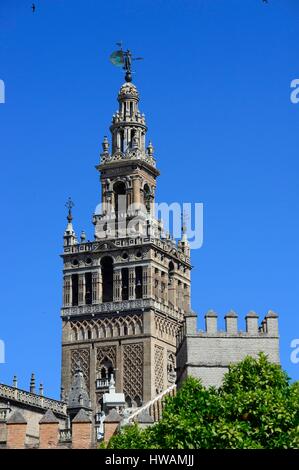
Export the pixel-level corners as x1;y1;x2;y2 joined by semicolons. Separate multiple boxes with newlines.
113;180;127;215
125;396;132;408
143;183;151;213
101;256;114;302
133;396;142;408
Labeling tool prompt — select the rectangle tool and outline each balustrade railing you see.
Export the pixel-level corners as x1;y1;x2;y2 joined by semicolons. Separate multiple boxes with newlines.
126;384;176;424
95;379;109;389
61;298;183;321
59;429;72;442
0;384;67;416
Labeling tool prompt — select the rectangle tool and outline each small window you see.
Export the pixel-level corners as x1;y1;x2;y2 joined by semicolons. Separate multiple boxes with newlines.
135;267;143;299
72;274;79;306
85;272;92;305
122;268;129;301
101;256;113;302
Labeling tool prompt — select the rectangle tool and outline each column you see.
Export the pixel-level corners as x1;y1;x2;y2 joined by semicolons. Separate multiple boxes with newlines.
92;270;102;304
183;283;190;313
78;274;85;306
168;277;176;309
128;268;136;300
63;275;72;307
176;281;183;310
132;177;141;206
142;266;149;298
113;269;122;301
147;266;154;299
161;272;167;304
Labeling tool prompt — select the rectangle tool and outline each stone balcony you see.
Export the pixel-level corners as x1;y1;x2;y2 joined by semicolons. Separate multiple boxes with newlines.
95;379;110;390
61;298;184;322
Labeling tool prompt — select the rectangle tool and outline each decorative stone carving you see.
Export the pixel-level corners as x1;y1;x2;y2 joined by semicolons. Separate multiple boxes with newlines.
71;349;90;390
97;346;117;372
154;313;180;339
154;345;164;394
71;314;143;341
123;343;143;406
167;351;176;384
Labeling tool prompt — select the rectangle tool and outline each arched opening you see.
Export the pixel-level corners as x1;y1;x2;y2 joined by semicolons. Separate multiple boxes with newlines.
120;129;125;152
133;396;142;408
114;181;126;215
71;274;78;306
100;357;113;380
143;184;151;213
125;396;132;408
121;267;129;300
101;256;113;302
85;272;92;305
131;129;136;147
135;266;143;299
168;261;175;284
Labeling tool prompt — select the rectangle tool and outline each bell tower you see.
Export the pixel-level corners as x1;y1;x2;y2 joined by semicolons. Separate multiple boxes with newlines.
60;58;192;422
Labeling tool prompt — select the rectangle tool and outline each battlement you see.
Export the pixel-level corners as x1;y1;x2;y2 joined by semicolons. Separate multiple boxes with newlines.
177;309;279;344
176;310;280;389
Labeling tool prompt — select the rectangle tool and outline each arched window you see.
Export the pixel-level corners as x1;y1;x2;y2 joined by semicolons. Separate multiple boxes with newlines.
101;367;107;379
101;256;113;302
125;396;132;408
133;396;142;408
135;266;143;299
168;261;175;285
100;357;113;380
108;366;113;379
85;272;92;305
72;274;79;306
143;184;151;213
122;268;129;300
113;181;126;215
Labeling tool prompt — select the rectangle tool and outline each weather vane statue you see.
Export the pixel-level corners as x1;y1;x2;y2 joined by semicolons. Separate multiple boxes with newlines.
109;42;143;82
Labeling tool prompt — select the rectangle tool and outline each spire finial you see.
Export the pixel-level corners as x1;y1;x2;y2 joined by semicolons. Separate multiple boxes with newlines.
109;373;116;393
30;373;36;394
65;197;74;223
110;44;143;83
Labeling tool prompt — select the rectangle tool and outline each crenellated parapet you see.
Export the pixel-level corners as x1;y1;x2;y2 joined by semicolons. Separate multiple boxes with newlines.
176;309;280;389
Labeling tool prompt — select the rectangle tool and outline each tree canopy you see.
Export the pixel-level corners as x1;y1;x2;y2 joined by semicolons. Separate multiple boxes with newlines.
105;354;299;449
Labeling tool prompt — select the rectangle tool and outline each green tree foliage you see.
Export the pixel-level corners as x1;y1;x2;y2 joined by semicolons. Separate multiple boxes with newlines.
105;354;299;449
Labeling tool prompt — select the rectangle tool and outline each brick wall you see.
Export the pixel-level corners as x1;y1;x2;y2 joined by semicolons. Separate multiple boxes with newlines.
6;423;27;449
72;422;92;449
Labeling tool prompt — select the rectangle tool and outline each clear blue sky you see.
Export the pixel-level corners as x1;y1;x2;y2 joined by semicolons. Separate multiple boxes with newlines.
0;0;298;398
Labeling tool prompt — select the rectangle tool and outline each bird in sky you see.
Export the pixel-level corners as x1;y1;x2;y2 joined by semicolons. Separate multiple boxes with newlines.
32;3;36;13
262;0;268;3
